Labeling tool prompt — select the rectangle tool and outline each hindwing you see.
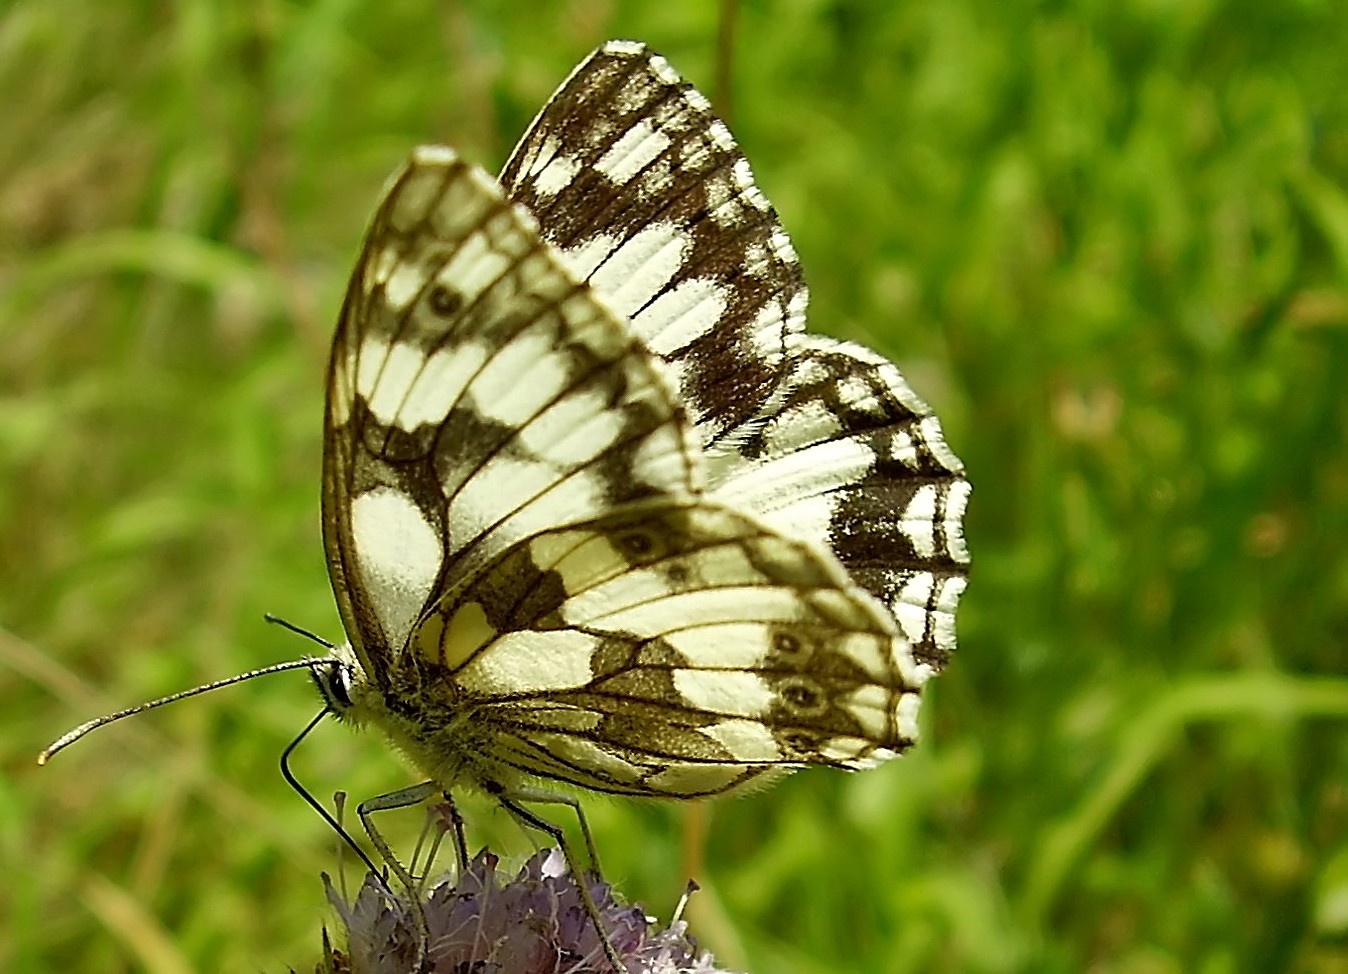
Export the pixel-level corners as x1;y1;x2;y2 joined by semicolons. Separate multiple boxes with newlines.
707;335;970;668
408;497;928;798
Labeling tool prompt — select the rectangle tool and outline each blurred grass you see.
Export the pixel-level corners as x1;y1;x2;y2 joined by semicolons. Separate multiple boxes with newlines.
2;1;1346;972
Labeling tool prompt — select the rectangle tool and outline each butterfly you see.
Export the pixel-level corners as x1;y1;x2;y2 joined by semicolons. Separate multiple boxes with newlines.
41;38;969;971
317;40;968;821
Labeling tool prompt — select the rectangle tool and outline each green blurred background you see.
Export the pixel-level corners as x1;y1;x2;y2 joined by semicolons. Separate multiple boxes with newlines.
3;1;1347;972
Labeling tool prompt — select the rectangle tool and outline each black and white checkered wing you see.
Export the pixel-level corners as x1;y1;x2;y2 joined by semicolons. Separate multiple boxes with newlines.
322;146;699;688
502;41;970;668
501;40;806;450
412;497;927;798
708;335;970;669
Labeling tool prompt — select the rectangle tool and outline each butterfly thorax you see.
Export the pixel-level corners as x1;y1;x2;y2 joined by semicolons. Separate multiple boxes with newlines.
315;641;525;795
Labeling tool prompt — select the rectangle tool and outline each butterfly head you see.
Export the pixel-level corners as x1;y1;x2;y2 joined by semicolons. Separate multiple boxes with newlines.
309;641;370;724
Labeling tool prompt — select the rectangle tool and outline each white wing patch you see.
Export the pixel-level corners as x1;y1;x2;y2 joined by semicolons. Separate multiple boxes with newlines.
584;223;691;319
636;278;729;356
530;140;580;199
595;118;671;184
357;335;489;429
457;630;599;696
350;486;442;648
673;669;775;716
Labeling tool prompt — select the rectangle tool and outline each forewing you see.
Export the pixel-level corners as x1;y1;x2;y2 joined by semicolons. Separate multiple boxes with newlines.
409;497;929;798
706;335;970;669
499;44;970;667
323;146;700;689
500;40;807;449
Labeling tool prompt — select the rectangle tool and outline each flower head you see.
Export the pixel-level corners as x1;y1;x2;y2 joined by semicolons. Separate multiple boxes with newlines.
317;848;732;974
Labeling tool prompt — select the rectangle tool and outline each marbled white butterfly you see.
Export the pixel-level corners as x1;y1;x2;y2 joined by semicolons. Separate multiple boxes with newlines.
320;39;967;811
41;37;969;968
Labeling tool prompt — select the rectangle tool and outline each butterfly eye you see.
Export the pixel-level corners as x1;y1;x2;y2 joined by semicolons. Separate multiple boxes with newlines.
313;660;354;711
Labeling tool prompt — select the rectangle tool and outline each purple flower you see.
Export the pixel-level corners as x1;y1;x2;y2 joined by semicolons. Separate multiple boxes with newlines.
316;848;733;974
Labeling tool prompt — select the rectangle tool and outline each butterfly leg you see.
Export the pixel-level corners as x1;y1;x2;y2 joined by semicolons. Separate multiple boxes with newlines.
410;792;470;879
498;782;604;872
494;789;626;973
358;780;439;971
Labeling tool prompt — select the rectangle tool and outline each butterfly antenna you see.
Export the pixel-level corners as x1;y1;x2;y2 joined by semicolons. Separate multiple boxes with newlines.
38;657;326;765
264;613;336;649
